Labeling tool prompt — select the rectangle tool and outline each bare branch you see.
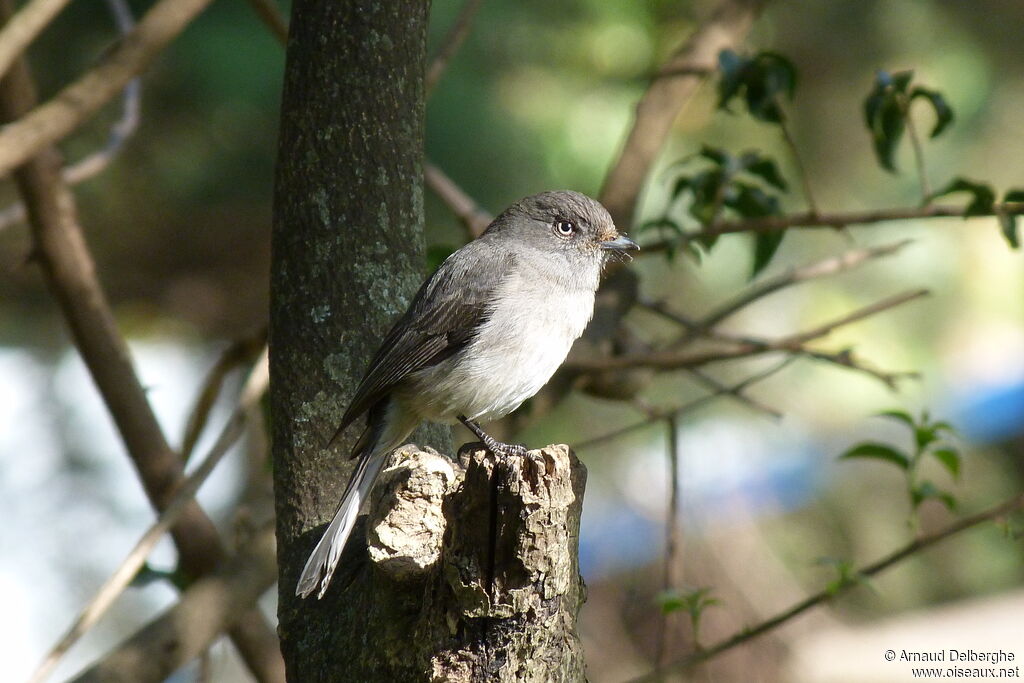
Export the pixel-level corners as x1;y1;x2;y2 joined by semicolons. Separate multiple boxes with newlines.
30;350;270;683
665;240;913;347
626;493;1024;682
904;98;932;202
425;160;493;238
0;24;282;682
244;0;288;45
779;121;818;215
0;0;215;179
800;347;917;390
69;523;278;683
641;203;1024;253
0;0;141;233
655;417;685;666
182;329;267;462
599;0;769;228
575;357;795;450
425;0;483;94
683;366;782;419
0;0;73;81
566;289;928;373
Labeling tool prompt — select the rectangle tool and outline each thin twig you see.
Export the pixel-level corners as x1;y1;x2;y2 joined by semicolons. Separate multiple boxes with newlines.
0;0;216;179
704;239;911;330
29;350;270;683
624;493;1024;682
575;357;795;450
779;120;818;216
787;289;927;346
182;329;267;462
641;203;1024;253
425;160;493;238
684;366;782;419
244;0;288;45
903;95;932;202
646;304;914;390
655;416;684;667
425;0;483;94
567;289;929;373
646;239;913;349
799;347;917;390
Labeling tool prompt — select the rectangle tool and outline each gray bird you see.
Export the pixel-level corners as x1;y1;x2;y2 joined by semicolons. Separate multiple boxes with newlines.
297;190;637;599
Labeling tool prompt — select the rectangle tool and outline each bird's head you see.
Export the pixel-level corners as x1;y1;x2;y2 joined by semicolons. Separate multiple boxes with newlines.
486;190;638;281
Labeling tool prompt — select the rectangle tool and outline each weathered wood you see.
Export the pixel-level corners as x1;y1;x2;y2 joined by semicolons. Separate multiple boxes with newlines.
319;444;588;682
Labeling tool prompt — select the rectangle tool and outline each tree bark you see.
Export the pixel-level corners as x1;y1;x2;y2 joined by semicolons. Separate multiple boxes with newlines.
271;2;589;680
270;0;437;677
282;443;588;682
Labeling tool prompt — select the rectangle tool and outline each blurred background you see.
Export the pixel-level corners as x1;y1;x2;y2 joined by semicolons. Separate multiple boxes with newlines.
1;0;1022;680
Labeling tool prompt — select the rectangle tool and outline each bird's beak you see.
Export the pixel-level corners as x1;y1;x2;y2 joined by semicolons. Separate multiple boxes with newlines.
600;234;639;252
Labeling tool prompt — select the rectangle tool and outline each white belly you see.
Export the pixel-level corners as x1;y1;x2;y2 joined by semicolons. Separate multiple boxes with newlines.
403;275;595;424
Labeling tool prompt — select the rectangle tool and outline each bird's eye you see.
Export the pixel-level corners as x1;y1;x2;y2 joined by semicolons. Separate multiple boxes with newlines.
554;220;576;237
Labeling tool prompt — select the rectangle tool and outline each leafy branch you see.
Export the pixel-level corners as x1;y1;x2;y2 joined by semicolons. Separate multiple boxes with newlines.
840;410;962;531
625;492;1024;683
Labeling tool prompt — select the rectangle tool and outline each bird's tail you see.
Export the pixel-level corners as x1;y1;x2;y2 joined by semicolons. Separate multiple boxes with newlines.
296;400;417;599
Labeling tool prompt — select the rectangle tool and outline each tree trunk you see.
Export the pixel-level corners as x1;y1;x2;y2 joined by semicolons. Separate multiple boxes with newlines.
270;2;589;680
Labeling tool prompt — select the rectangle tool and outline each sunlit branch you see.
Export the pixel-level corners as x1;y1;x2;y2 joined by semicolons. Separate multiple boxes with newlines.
640;203;1024;254
567;289;929;373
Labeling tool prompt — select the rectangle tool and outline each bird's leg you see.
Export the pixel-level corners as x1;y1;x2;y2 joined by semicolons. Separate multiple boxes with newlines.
458;415;529;459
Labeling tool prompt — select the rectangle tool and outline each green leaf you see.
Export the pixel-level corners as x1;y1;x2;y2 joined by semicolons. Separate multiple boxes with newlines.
891;70;914;92
914;424;939;451
911;87;955;138
868;94;905;172
998;189;1024;249
743;155;789;191
687;170;727;226
930;447;961;479
912;481;957;510
727;183;781;218
752;231;786;278
876;409;916;429
863;70;917;172
716;49;797;125
717;49;744;110
839;442;911;470
698;145;731;167
929;177;996;217
655;589;685;614
671;174;693;200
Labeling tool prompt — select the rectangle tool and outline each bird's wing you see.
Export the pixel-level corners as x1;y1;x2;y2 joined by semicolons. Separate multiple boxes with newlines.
332;243;513;442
